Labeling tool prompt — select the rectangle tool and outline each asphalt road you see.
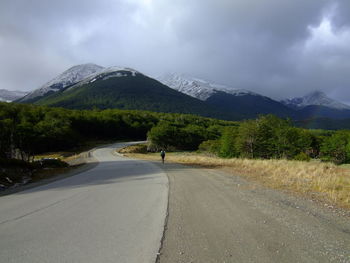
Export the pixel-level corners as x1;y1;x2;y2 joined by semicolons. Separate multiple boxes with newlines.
0;142;168;263
157;163;350;263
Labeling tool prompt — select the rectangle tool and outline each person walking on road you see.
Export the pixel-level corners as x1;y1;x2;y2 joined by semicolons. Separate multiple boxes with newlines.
160;149;166;164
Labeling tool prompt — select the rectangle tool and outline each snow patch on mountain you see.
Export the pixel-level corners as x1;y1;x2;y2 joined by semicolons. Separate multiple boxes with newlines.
18;63;105;102
65;67;141;92
157;73;257;101
281;91;350;110
0;89;28;102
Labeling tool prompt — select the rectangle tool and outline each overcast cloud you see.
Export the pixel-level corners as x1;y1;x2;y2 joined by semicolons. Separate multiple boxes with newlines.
1;0;350;102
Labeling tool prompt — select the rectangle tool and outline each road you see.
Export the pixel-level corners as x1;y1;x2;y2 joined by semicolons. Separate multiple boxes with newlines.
157;162;350;263
1;143;350;263
0;142;168;263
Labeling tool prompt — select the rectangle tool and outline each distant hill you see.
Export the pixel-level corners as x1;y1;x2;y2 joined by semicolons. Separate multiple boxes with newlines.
281;91;350;110
281;91;350;120
33;67;235;119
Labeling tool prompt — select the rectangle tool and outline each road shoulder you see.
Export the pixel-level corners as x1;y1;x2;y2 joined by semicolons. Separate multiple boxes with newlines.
155;162;350;263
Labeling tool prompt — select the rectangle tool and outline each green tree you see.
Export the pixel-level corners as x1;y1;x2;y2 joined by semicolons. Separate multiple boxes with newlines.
320;130;350;164
147;122;179;150
219;126;238;158
235;119;260;158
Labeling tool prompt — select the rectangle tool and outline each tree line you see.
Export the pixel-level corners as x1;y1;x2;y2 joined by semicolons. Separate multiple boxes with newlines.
1;102;350;165
148;114;350;164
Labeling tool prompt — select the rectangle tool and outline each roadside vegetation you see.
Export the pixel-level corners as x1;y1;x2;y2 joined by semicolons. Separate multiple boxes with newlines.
1;102;350;208
129;115;350;209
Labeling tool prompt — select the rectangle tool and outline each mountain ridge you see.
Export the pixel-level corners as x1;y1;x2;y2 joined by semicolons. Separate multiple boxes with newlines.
157;73;257;101
158;73;296;119
0;89;28;102
281;90;350;110
17;63;105;102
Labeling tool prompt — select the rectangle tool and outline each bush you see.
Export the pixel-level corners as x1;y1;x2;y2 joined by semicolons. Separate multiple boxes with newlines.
120;144;148;153
148;122;211;151
320;130;350;164
36;159;69;168
293;152;311;162
198;140;221;154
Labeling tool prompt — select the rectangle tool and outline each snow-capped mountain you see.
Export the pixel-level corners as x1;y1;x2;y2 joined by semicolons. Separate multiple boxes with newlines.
18;63;105;102
281;91;350;110
157;73;296;119
0;89;28;102
157;73;256;101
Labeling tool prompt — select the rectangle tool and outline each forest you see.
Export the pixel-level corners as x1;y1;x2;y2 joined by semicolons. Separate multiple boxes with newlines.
1;102;350;166
0;102;232;161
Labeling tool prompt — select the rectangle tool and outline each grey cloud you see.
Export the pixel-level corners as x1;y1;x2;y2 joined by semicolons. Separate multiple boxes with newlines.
1;0;350;103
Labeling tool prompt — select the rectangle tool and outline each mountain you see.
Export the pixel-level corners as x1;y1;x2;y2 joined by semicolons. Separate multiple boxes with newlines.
21;65;350;123
281;90;350;110
158;73;255;100
281;91;350;119
158;73;296;119
0;89;28;102
33;67;234;119
17;63;105;102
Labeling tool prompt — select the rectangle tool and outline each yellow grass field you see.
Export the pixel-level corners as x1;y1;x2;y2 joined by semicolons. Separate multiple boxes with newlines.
123;149;350;210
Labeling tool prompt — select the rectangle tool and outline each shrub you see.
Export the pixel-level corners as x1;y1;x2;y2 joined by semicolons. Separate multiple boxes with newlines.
320;130;350;164
120;144;148;153
198;140;221;154
294;152;311;162
36;159;69;168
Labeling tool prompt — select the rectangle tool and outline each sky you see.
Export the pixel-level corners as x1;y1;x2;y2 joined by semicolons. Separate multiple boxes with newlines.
1;0;350;102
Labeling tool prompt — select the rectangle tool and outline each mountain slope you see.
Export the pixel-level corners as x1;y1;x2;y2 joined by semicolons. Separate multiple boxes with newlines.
205;91;297;119
0;89;28;102
18;63;104;102
281;91;350;110
34;68;236;119
296;105;350;119
158;73;296;119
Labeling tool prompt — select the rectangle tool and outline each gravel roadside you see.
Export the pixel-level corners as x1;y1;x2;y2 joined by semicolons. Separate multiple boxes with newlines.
156;162;350;263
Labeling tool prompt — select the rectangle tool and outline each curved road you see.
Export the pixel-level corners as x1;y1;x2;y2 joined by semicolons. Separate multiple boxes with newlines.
0;142;168;263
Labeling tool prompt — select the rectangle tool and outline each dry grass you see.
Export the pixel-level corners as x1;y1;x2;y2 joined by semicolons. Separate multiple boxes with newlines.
34;140;118;163
35;152;73;161
126;151;350;209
